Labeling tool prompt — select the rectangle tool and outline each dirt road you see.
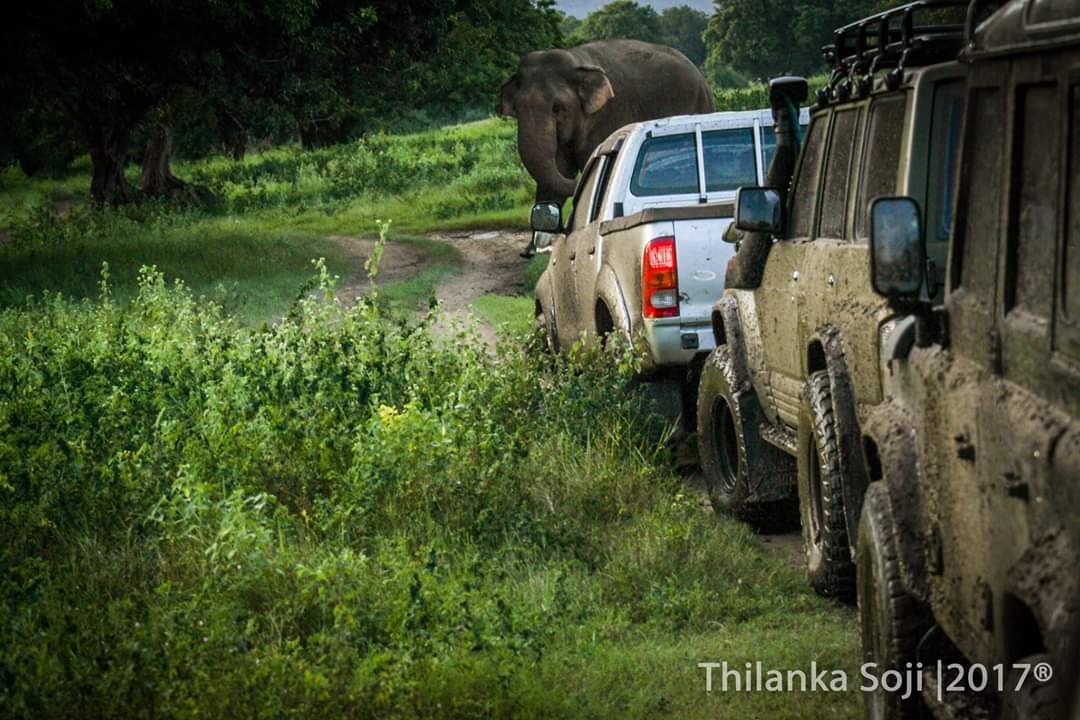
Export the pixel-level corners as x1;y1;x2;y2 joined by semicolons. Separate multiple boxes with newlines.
330;230;531;349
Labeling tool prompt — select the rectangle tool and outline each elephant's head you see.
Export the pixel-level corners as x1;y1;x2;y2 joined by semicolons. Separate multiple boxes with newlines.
499;49;615;202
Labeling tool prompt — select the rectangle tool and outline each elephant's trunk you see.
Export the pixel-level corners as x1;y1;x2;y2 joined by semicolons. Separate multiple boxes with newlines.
517;112;577;202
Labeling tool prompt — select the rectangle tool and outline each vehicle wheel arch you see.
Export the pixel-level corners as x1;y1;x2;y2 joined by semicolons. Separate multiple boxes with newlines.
806;324;869;548
861;401;929;602
594;264;632;341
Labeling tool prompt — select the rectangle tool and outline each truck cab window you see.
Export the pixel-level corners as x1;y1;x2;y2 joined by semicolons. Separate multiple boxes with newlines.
630;133;699;196
702;127;757;192
568;158;603;232
761;122;810;170
590;155;615;224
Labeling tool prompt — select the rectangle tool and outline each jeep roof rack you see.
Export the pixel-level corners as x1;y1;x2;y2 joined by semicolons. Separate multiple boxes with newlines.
818;0;970;104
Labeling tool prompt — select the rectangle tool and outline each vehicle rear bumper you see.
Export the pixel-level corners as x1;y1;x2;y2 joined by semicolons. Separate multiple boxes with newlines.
642;316;715;368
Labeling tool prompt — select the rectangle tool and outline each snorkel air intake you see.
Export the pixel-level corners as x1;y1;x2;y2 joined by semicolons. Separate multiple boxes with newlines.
724;76;808;290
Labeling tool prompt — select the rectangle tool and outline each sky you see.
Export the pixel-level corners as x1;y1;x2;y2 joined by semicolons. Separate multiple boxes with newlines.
557;0;715;18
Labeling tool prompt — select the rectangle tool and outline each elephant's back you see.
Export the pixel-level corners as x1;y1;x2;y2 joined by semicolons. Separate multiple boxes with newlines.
573;39;712;114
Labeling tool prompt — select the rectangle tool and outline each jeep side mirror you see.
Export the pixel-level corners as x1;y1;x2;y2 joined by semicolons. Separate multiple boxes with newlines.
530;202;563;233
734;187;783;235
870;196;925;300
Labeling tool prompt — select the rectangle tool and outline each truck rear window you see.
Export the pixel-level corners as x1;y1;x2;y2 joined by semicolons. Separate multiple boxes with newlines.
630;133;699;196
702;128;757;192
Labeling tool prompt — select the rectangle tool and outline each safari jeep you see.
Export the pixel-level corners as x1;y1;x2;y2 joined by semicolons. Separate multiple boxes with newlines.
698;1;969;597
857;1;1080;718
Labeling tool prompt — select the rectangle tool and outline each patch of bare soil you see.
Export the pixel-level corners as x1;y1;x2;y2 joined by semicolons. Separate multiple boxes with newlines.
328;234;429;307
425;229;532;349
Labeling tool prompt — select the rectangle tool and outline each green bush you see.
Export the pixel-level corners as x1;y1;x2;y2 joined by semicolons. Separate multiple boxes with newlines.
0;267;857;719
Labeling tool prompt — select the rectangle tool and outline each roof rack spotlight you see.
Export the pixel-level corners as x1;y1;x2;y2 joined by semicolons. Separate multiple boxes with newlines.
818;0;970;105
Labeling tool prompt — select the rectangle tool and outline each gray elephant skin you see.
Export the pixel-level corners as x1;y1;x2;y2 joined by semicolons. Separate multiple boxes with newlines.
499;39;715;203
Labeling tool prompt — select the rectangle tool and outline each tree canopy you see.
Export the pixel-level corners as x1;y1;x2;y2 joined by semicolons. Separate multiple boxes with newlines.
704;0;892;80
1;0;561;204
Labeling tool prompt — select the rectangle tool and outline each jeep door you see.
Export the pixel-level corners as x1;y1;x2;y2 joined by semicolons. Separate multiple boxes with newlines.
753;110;829;428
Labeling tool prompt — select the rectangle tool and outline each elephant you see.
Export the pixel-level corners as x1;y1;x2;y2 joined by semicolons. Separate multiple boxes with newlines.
499;39;715;206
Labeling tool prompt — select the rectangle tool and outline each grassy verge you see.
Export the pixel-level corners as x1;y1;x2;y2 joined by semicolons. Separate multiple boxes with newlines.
0;117;534;324
376;234;465;314
471;294;535;336
0;270;858;718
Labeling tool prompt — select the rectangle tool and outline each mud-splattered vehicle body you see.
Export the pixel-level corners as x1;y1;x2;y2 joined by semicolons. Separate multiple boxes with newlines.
697;2;969;596
858;1;1080;717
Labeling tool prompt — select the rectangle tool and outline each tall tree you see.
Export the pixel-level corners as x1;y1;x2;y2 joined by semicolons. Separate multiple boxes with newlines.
659;5;708;66
704;0;891;81
570;0;664;45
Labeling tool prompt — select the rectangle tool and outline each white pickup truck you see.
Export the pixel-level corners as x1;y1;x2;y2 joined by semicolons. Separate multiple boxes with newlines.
530;108;810;375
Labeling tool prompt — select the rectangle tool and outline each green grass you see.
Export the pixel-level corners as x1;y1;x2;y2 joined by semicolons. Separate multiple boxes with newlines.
471;294;535;336
0;116;863;718
376;234;464;313
0;117;535;323
0;275;859;718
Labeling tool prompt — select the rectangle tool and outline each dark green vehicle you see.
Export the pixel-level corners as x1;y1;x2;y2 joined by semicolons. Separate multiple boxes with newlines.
697;1;968;598
858;0;1080;717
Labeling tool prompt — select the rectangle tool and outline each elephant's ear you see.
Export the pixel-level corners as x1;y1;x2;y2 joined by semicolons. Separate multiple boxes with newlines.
576;65;614;115
499;74;519;117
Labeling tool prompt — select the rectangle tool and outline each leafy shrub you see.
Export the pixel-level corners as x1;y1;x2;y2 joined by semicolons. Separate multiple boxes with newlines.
0;267;853;718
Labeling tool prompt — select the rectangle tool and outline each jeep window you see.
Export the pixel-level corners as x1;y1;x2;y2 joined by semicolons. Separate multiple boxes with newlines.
761;122;810;170
702;127;757;192
568;157;603;232
788;115;828;238
1007;83;1059;320
925;79;966;297
630;133;699;196
1067;85;1080;329
819;108;860;239
953;87;1003;296
590;154;615;224
855;95;906;240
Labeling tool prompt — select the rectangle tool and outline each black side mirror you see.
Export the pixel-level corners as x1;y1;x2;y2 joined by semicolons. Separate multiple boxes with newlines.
869;196;925;300
530;202;563;233
734;187;783;235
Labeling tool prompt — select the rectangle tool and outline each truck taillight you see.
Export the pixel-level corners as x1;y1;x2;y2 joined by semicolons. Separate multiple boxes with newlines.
643;236;678;319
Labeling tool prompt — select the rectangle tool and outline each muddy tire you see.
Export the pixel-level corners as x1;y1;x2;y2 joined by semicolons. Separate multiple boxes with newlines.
857;483;923;720
799;369;855;600
534;303;558;355
1001;653;1063;720
697;346;795;530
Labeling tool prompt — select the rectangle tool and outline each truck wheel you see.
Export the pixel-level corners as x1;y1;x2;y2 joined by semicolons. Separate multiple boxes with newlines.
534;303;558;354
1001;653;1062;720
857;483;922;720
799;369;855;600
697;346;795;530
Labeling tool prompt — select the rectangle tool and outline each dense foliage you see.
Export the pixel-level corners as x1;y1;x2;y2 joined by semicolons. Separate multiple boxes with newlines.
0;263;859;718
565;2;708;67
0;1;561;203
704;0;892;80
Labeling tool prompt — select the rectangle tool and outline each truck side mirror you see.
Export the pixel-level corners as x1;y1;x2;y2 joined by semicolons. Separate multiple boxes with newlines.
530;202;563;233
734;187;783;235
869;196;925;300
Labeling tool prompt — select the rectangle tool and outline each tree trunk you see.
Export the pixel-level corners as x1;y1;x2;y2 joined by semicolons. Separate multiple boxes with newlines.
87;122;134;205
216;109;246;161
141;122;189;197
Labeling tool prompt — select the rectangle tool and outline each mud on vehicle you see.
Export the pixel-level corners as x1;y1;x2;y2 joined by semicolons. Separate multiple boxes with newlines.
858;1;1080;718
697;1;969;597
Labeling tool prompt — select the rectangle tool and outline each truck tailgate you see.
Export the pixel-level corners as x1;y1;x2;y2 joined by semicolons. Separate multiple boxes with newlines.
673;217;735;321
